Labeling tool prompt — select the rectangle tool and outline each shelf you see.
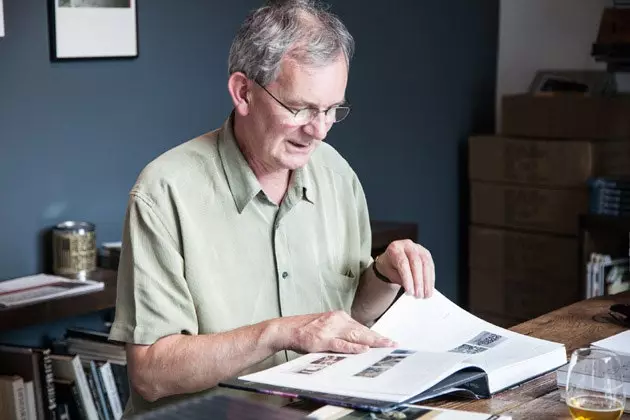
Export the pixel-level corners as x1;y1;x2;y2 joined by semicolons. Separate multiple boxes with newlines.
579;214;630;232
0;269;117;332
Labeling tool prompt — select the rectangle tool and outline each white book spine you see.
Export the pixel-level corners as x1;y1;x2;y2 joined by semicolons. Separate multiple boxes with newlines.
70;356;101;420
23;381;37;420
99;363;123;420
14;378;27;420
0;376;27;420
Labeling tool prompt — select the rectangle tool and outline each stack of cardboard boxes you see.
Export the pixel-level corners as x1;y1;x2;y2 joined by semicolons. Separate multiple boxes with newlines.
468;94;630;327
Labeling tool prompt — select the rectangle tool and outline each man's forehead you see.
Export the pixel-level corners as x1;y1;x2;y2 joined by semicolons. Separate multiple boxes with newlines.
273;58;348;106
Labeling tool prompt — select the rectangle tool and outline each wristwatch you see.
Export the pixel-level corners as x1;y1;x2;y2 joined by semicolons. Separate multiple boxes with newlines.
373;254;392;283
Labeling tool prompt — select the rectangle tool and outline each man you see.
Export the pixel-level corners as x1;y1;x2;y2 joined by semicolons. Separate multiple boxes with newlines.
110;0;435;416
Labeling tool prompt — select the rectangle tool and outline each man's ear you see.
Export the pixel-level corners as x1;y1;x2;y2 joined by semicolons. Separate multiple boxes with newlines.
228;72;252;116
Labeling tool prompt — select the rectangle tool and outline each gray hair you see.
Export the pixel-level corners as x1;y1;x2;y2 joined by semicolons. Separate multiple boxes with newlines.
228;0;354;86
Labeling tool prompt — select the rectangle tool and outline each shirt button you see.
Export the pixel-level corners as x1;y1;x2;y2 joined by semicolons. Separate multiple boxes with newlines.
282;271;289;279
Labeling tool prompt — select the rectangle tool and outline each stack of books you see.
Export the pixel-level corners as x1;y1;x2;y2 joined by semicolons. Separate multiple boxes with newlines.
0;274;104;309
99;242;121;271
0;325;128;420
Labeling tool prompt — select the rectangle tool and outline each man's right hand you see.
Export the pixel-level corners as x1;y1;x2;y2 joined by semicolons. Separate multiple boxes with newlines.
273;311;397;354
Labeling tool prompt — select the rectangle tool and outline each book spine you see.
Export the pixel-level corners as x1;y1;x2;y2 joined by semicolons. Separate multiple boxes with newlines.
98;363;122;420
13;378;28;420
109;364;129;409
34;349;57;420
84;369;106;420
70;356;100;420
23;381;37;420
70;381;88;420
89;361;111;420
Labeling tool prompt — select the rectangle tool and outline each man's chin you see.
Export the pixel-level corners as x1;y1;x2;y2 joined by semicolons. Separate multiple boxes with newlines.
281;155;312;170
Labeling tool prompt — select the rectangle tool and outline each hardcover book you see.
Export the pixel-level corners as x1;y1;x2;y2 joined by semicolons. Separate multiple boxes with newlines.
221;291;567;412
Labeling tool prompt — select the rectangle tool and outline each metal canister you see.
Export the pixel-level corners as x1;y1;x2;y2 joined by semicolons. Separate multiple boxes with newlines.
52;221;97;280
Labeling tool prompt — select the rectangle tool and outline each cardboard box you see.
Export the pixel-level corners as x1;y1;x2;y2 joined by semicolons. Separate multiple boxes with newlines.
469;136;593;187
502;94;630;140
593;141;630;177
469;268;580;320
470;182;588;235
469;226;578;279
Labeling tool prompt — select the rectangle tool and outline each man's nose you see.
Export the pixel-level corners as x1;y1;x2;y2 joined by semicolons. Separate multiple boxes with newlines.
304;112;330;141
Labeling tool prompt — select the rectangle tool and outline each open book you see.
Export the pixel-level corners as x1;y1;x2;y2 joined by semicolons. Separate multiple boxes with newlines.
221;291;567;412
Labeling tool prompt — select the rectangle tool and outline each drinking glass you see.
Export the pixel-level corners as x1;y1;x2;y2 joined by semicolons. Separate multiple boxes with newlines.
566;348;625;420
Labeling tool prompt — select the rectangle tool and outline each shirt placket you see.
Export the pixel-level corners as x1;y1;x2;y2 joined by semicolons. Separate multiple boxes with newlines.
273;186;302;318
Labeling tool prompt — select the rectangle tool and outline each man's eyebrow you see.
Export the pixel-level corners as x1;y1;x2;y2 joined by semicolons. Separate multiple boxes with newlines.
286;97;347;109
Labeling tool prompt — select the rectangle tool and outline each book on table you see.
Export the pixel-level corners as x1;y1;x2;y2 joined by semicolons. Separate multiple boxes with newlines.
0;273;104;309
556;329;630;412
309;402;512;419
220;291;567;412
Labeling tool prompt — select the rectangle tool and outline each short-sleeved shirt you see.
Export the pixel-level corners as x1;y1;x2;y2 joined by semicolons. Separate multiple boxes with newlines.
109;114;373;416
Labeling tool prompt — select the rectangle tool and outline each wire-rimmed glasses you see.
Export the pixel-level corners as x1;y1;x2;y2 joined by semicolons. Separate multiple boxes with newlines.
256;82;351;125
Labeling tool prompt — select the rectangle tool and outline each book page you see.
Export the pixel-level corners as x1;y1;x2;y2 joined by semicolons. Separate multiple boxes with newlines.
238;291;565;401
241;347;471;402
372;292;565;390
592;330;630;356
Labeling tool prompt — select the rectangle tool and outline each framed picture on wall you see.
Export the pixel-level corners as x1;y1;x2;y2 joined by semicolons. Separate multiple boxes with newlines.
48;0;138;60
1;0;5;37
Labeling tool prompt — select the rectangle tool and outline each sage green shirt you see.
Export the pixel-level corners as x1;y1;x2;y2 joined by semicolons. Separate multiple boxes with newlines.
109;115;373;416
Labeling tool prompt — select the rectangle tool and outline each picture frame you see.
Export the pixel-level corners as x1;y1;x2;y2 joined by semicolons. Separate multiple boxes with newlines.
0;0;5;38
48;0;138;61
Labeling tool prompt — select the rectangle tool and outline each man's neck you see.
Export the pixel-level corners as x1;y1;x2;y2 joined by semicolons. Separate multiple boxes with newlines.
234;121;291;204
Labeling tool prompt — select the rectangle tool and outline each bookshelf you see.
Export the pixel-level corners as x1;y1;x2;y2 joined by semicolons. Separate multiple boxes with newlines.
0;221;418;333
578;214;630;298
0;269;117;332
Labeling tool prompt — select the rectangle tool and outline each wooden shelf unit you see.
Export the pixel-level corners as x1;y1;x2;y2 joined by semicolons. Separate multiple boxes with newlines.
578;214;630;298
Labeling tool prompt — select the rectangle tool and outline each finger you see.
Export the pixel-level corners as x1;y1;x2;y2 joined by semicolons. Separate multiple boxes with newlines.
329;338;369;354
371;335;398;348
390;246;414;296
407;246;424;299
344;325;396;348
361;330;397;348
422;248;435;298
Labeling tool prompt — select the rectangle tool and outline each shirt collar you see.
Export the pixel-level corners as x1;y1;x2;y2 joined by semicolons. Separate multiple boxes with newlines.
218;114;262;213
218;113;316;213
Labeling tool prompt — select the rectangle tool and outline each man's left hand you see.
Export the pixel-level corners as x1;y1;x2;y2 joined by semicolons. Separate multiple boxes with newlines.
374;240;435;299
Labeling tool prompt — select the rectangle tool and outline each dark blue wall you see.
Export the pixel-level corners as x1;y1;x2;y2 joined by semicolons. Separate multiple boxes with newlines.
0;0;498;345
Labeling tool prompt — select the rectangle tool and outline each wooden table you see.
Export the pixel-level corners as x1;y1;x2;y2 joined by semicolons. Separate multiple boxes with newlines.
427;291;630;419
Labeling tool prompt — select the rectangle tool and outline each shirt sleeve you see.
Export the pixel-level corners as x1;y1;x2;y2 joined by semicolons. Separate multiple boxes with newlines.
109;191;198;345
